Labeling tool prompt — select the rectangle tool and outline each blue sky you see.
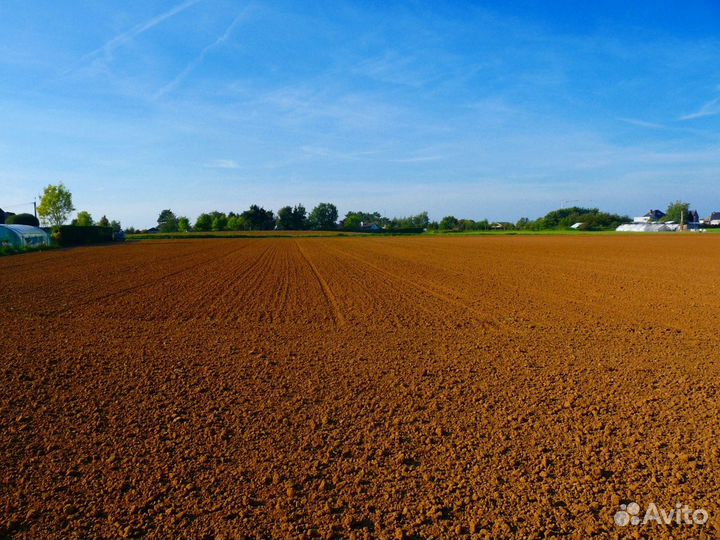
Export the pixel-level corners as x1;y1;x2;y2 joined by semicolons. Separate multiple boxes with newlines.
1;0;719;227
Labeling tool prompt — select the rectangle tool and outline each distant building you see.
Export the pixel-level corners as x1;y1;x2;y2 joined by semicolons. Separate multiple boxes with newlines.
645;209;666;221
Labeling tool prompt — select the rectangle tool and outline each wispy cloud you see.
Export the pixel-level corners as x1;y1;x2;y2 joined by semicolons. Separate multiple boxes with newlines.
205;159;241;169
154;8;251;99
680;96;720;120
618;117;665;129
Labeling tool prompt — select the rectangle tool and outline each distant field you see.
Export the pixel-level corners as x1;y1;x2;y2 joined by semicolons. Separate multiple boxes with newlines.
3;235;720;539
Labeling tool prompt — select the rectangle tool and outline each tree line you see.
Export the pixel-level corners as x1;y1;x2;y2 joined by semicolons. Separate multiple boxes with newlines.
144;205;635;233
32;182;689;234
144;205;431;233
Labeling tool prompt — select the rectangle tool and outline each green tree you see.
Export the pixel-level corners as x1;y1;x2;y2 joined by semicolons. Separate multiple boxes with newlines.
309;202;338;230
343;210;387;228
157;209;178;232
516;217;531;229
177;216;190;232
73;211;94;226
664;201;690;223
98;215;110;227
195;213;213;231
241;205;275;230
275;204;307;230
38;183;74;227
391;211;430;229
212;214;228;231
343;214;362;230
291;204;307;229
226;215;247;231
110;220;122;233
538;207;630;230
439;216;459;230
276;206;294;230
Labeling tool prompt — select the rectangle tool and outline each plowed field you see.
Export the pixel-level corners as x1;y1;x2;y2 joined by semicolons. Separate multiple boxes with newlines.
2;236;720;539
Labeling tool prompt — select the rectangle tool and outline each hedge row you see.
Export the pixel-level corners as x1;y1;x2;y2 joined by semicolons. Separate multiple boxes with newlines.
54;225;114;246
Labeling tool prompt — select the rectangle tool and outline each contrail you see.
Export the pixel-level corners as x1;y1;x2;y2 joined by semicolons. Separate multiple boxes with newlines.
66;0;204;73
154;8;251;99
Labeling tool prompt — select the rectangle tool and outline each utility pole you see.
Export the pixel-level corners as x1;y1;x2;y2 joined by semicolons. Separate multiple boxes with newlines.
33;199;37;218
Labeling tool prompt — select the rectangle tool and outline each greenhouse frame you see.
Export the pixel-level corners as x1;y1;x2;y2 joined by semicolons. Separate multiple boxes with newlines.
0;224;51;248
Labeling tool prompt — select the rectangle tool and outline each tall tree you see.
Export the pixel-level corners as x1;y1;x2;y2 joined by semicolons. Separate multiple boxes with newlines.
38;183;74;227
308;203;338;230
212;214;228;231
291;204;307;229
98;215;110;227
195;213;212;231
177;216;190;232
157;209;179;232
664;201;690;223
439;216;459;230
343;214;362;230
110;220;122;233
226;215;248;231
241;205;275;230
73;211;94;227
276;206;294;230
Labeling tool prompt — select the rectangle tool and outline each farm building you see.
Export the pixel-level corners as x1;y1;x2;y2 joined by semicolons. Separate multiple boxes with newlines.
0;224;51;248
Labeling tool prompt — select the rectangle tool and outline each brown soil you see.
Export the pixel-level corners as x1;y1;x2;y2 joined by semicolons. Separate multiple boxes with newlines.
2;236;719;539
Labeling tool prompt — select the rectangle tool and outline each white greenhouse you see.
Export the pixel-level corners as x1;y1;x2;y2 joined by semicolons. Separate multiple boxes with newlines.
616;223;678;233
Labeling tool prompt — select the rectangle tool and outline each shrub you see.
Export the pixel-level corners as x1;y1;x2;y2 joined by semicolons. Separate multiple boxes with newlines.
6;213;40;227
54;225;114;246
